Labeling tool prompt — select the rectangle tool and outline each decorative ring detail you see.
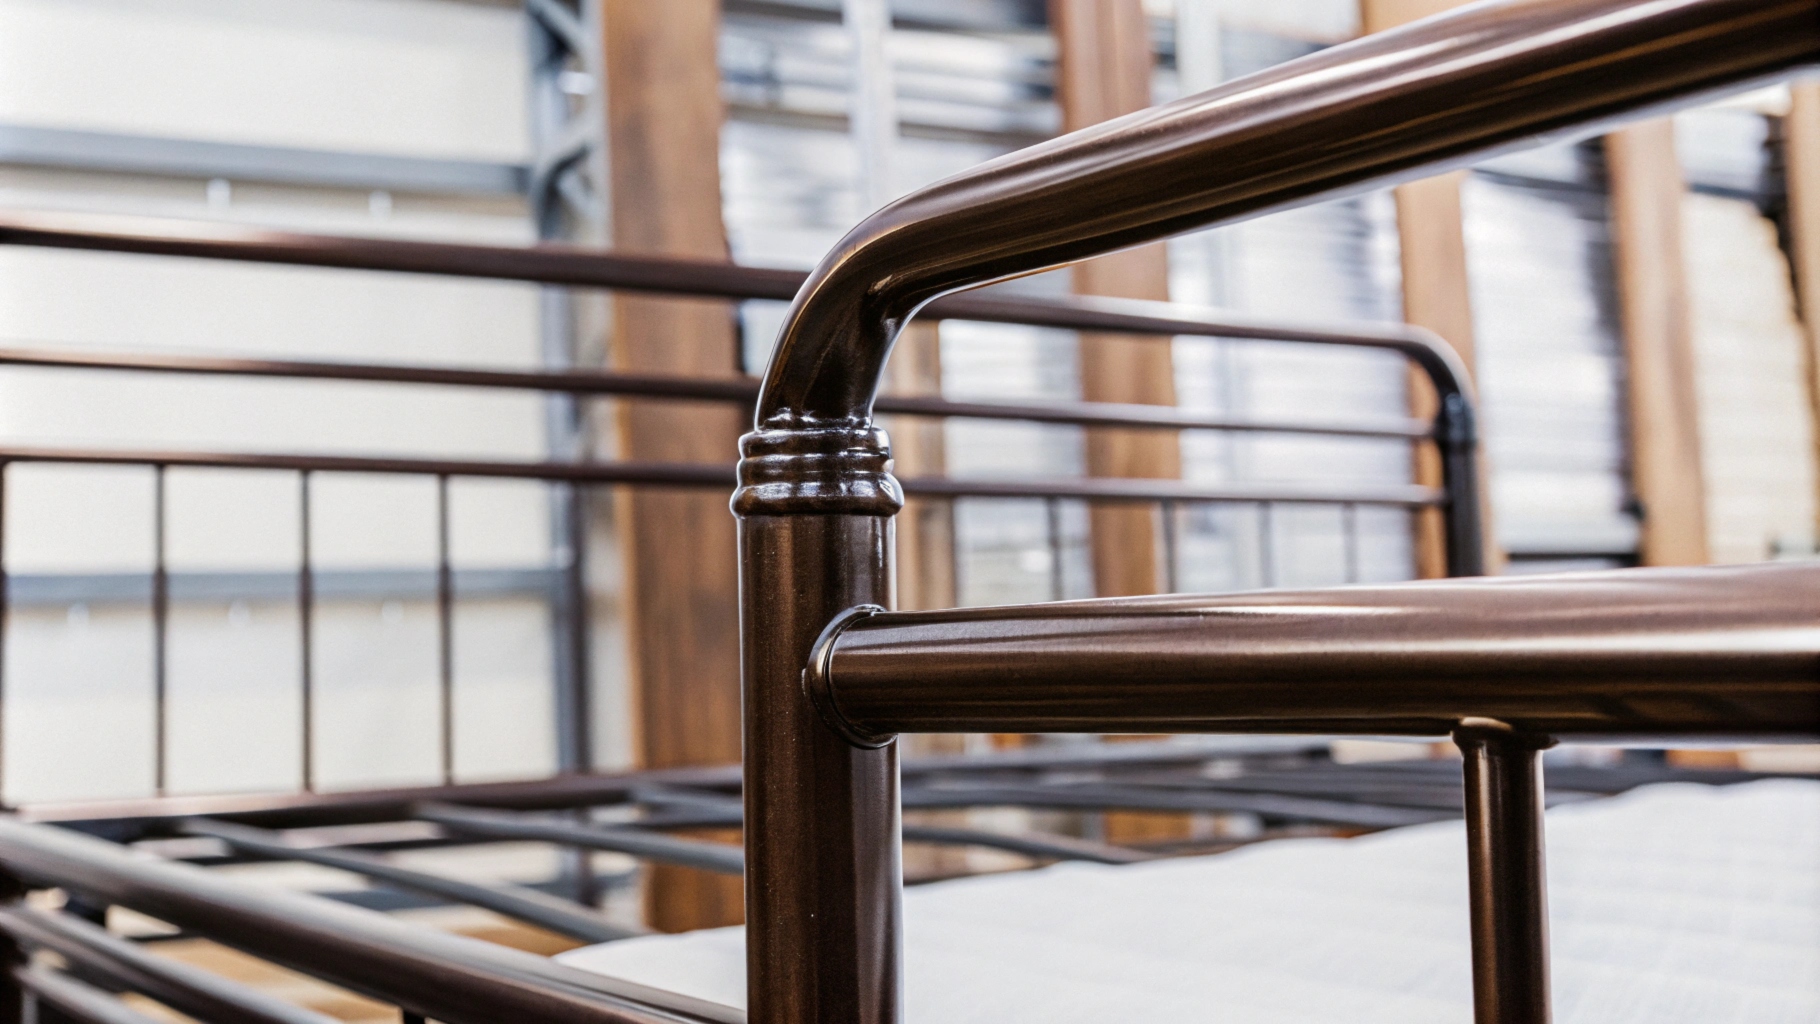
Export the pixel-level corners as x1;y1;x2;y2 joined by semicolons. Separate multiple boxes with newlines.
803;604;894;749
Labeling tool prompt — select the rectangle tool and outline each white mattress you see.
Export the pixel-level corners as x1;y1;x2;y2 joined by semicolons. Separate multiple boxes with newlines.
559;780;1820;1023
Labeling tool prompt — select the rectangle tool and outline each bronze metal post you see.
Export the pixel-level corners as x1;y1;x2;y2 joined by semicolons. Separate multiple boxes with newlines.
1455;720;1553;1024
734;426;902;1024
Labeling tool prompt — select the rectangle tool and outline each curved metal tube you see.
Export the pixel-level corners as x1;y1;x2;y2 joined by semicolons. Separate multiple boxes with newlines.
734;4;1820;1022
755;0;1820;431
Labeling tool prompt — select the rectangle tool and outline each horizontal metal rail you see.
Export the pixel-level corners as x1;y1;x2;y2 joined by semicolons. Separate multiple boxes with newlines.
16;739;1789;838
0;904;338;1024
4;566;555;607
896;824;1153;865
0;209;1461;375
417;804;747;876
0;345;1429;440
423;796;1154;868
898;783;1451;829
12;963;165;1024
0;445;1442;507
181;819;640;945
0;818;740;1024
812;562;1820;742
11;741;1308;831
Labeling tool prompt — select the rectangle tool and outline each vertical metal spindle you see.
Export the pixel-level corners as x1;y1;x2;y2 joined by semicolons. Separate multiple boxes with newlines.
558;482;596;908
557;482;592;774
1341;502;1360;585
298;471;314;793
1044;498;1065;601
152;465;169;796
0;883;23;1024
436;474;455;786
0;463;9;803
1257;501;1276;588
1454;718;1553;1024
1159;500;1179;594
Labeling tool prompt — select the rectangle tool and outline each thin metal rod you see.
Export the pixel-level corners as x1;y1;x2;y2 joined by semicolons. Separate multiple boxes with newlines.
0;445;1445;508
418;803;745;875
1453;720;1552;1024
0;817;735;1024
0;347;1433;441
11;964;165;1024
1160;500;1179;594
0;208;1471;364
298;472;313;793
435;475;454;786
1341;502;1360;585
1257;502;1276;588
556;484;591;774
0;905;338;1024
1044;498;1064;601
152;465;168;796
183;818;640;945
0;462;8;804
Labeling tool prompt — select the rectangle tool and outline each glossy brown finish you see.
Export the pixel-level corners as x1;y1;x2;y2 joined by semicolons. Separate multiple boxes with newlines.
736;510;901;1024
0;819;738;1024
1455;722;1553;1024
816;563;1820;741
756;0;1820;432
741;3;1820;1022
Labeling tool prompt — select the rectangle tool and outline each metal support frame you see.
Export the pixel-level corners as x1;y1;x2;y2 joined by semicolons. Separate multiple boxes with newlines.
0;123;527;197
736;2;1820;1022
526;0;601;784
1455;720;1553;1024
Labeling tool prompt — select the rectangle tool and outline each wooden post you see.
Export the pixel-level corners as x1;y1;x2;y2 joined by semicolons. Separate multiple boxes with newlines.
884;321;972;876
1359;0;1494;578
1606;122;1710;566
1783;82;1820;538
1050;0;1185;844
1050;0;1179;600
601;0;746;932
885;323;955;614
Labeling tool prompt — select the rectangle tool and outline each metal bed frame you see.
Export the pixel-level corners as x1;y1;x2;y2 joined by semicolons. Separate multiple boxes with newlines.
0;208;1472;798
0;2;1812;1023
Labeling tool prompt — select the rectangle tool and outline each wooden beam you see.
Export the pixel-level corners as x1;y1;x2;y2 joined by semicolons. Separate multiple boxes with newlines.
1050;0;1178;601
1360;0;1471;28
884;322;955;614
1784;82;1820;539
886;323;971;876
1605;121;1710;566
1050;0;1188;844
1359;0;1495;577
601;0;745;933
